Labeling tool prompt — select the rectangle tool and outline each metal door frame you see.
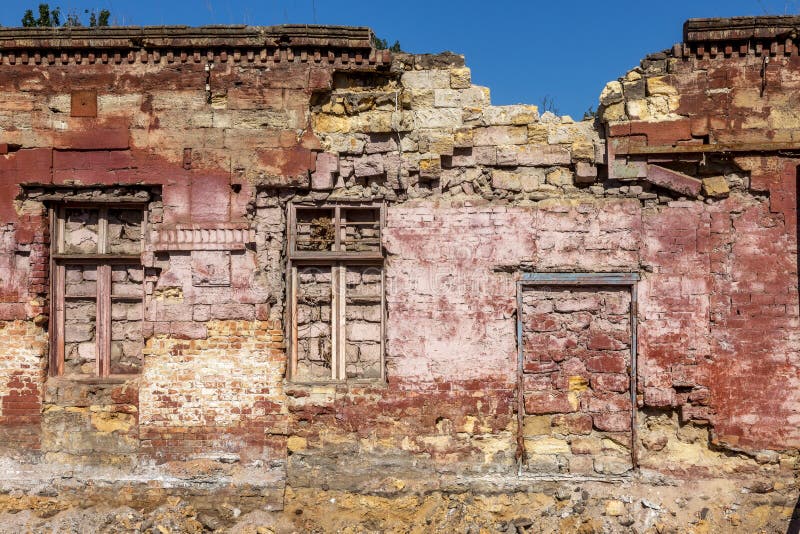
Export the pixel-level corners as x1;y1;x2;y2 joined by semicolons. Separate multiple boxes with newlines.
516;272;640;474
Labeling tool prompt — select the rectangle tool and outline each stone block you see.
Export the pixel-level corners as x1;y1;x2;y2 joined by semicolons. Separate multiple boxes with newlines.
311;152;339;190
551;413;593;435
496;145;518;166
593;413;631;432
591;373;629;393
571;140;596;162
483;105;539;126
702;176;730;198
191;251;231;287
419;132;454;155
169;321;208;339
365;133;398;154
623;78;646;100
600;81;624;106
326;133;366;155
354;154;385;178
453;128;474;148
585;354;627;374
545;168;573;186
346;321;381;342
526;437;570;455
525;391;574;414
570;437;602;455
401;70;451;91
450;67;471;89
450;148;476;167
473;126;527;146
647;165;702;197
647;76;678;96
419;155;442;180
517;144;571;166
575;161;598;183
460;86;489;108
433;89;461;108
525;453;563;473
491;170;522;192
413;109;462;129
595;457;632;475
522;415;552;436
209;304;256;320
644;387;676;407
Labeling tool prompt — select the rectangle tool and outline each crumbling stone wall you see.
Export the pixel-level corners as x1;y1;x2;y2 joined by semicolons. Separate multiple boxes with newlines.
0;19;799;532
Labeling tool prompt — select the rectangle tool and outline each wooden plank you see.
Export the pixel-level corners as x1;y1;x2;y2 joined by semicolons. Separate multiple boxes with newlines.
50;263;65;377
57;206;65;254
334;205;342;252
290;265;298;380
98;207;108;254
336;264;346;380
287;203;296;256
616;140;800;155
288;251;384;262
96;264;112;377
380;266;386;383
51;254;141;262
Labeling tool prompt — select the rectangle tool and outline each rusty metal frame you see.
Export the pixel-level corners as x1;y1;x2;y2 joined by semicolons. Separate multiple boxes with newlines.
516;272;640;475
286;200;387;384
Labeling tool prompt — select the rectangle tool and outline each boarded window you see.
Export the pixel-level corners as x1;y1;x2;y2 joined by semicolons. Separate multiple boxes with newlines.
287;202;385;382
50;205;145;377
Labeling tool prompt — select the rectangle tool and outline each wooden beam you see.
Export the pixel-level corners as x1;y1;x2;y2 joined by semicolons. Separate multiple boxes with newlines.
50;263;65;377
615;140;800;156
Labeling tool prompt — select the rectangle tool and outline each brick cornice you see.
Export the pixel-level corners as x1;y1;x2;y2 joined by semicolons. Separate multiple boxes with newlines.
0;24;392;67
680;16;800;58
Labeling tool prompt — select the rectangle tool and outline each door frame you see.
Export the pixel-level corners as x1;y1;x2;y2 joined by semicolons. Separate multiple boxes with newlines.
516;272;640;474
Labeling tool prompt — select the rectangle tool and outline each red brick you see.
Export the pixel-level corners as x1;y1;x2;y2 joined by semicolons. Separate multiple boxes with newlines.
54;129;129;150
585;353;627;374
593;413;631;432
591;373;629;393
524;391;574;415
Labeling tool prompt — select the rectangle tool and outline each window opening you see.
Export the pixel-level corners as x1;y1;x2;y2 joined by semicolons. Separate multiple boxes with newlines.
287;202;385;382
50;204;145;378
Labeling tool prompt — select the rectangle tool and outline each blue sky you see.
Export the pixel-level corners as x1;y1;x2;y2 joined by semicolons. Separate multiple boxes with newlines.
3;1;799;117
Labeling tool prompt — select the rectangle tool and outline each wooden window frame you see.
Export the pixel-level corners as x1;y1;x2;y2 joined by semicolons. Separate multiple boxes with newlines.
286;201;386;383
49;203;146;378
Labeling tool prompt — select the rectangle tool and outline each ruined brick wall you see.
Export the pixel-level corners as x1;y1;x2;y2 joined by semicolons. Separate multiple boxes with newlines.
0;19;799;532
600;16;800;454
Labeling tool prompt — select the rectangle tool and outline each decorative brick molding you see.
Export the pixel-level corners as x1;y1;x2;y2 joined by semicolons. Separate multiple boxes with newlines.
681;16;800;58
0;25;392;68
150;223;254;251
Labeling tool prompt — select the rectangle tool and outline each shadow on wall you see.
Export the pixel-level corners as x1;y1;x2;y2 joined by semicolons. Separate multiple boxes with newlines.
788;493;800;534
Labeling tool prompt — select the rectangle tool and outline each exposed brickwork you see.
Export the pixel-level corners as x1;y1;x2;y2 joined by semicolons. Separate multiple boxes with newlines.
0;321;46;450
140;320;286;462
